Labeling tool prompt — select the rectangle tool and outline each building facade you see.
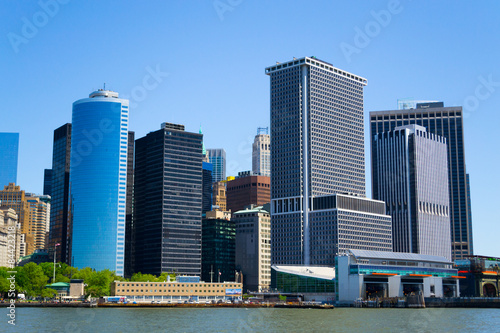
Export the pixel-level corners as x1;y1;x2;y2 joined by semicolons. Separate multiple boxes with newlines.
0;133;19;189
48;123;72;263
207;149;226;183
226;172;270;214
336;250;460;304
26;195;49;251
370;104;473;260
111;276;242;303
266;56;391;266
456;255;500;297
212;181;227;211
0;207;22;266
202;210;235;283
134;122;203;276
0;183;33;255
233;205;271;292
124;131;135;278
372;125;451;260
70;89;129;276
252;128;271;177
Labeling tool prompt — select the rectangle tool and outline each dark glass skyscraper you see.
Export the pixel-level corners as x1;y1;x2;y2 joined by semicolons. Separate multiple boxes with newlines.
43;169;52;196
70;90;129;276
134;122;203;276
370;104;473;260
49;123;71;263
202;162;213;215
124;131;135;278
0;133;19;188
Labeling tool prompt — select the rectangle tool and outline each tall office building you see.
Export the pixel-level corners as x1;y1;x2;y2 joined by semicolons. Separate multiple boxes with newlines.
266;56;392;266
202;210;235;283
0;183;34;255
372;125;451;260
207;149;226;183
43;169;52;196
26;194;49;251
0;133;19;188
134;122;203;276
370;103;473;260
124;131;135;278
202;162;213;215
226;171;270;214
49;123;71;263
212;181;227;211
70;90;129;276
252;128;271;177
234;205;271;292
0;208;22;266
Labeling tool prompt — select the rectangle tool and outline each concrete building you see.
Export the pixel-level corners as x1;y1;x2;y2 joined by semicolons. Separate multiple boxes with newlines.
70;89;130;276
111;276;242;303
233;205;271;292
252;128;270;177
0;183;34;255
134;122;203;276
0;207;22;266
372;125;451;260
336;250;461;305
48;123;72;263
0;133;19;188
266;57;392;266
202;210;235;283
212;181;227;212
207;149;226;183
370;104;473;260
226;172;270;214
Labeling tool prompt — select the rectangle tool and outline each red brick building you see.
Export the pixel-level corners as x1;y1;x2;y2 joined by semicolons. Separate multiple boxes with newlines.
226;173;270;214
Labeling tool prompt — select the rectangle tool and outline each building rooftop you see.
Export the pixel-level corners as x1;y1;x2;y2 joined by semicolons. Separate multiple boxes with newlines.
233;206;269;215
348;249;452;265
272;265;335;280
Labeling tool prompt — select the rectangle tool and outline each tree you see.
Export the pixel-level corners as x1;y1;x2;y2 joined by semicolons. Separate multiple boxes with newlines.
18;263;49;297
41;288;57;299
85;269;115;297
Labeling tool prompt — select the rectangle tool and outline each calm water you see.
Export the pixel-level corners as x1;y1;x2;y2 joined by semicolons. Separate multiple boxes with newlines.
2;307;500;332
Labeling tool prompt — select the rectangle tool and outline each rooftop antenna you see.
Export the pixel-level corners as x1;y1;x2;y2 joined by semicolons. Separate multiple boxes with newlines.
103;82;106;90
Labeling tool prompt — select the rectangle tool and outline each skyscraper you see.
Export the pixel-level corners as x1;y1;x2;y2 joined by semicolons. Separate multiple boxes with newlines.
207;149;226;183
49;123;71;263
70;89;129;276
202;162;213;215
0;133;19;188
134;122;203;276
43;169;52;196
266;57;392;266
372;124;451;260
124;131;135;278
370;104;473;260
252;128;270;177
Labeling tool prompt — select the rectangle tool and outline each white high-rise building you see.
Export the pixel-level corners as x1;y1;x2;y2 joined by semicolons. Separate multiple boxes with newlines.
252;128;270;177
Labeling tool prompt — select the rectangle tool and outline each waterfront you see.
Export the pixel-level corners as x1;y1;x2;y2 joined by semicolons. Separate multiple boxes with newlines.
2;307;499;332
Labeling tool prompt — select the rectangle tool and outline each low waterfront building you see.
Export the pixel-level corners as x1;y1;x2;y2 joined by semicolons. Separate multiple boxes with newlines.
336;249;461;305
110;276;242;303
455;255;500;297
271;265;336;303
45;279;85;300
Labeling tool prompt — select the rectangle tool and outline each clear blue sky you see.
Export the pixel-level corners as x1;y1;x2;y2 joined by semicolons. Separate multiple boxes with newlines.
1;1;498;257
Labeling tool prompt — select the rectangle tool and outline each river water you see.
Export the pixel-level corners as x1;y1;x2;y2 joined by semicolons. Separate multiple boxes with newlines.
2;307;499;332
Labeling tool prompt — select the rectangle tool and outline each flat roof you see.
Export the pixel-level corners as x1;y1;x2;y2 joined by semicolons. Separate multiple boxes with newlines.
272;265;335;280
348;249;452;265
369;106;462;117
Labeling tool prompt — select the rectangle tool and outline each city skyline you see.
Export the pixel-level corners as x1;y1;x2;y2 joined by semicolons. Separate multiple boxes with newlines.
1;1;499;257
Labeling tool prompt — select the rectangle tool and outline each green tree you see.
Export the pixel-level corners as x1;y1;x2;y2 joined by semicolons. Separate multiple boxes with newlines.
85;269;115;297
0;267;13;297
18;263;49;297
41;288;57;299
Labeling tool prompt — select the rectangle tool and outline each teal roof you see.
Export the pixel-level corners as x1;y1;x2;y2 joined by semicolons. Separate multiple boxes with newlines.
233;206;269;215
46;282;70;287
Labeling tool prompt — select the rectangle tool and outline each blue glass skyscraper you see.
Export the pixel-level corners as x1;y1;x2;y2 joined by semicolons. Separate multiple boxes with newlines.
70;89;129;276
0;133;19;188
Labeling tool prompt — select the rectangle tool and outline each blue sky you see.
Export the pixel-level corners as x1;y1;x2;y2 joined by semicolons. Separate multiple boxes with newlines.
1;0;498;256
